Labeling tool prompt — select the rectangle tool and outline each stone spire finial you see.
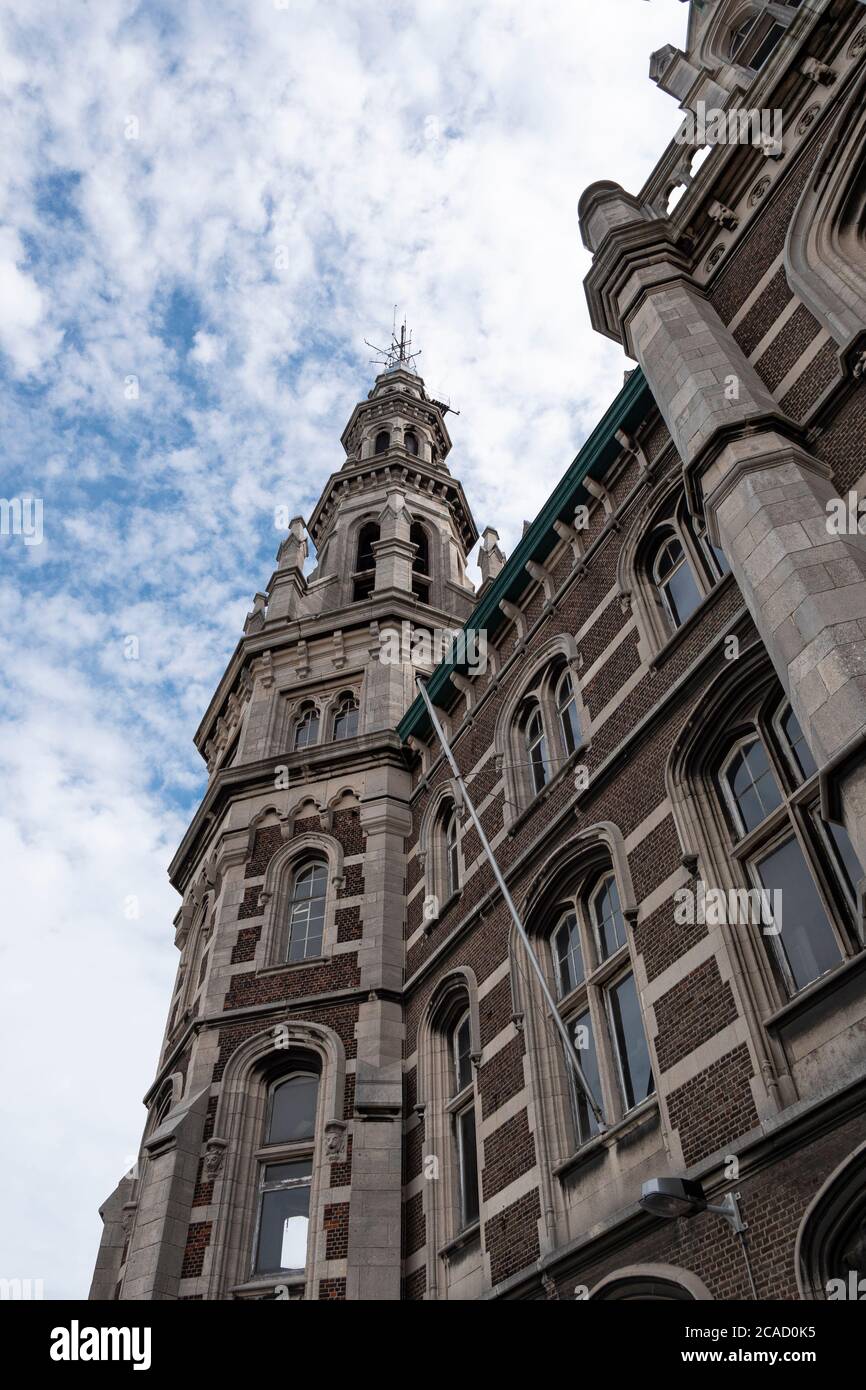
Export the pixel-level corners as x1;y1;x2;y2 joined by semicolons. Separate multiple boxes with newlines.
478;526;506;589
276;515;308;572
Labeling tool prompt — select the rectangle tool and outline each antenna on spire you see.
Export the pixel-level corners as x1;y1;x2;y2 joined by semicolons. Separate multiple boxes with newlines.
365;308;422;374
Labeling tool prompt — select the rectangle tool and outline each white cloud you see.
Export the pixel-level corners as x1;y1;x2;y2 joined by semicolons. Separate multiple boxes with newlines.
0;0;687;1297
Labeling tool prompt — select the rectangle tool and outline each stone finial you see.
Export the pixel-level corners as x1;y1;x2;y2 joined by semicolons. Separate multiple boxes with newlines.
276;515;308;572
578;181;654;254
478;527;506;587
649;45;701;103
244;592;267;635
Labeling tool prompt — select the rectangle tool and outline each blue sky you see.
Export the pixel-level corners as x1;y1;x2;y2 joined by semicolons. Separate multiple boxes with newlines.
0;0;687;1298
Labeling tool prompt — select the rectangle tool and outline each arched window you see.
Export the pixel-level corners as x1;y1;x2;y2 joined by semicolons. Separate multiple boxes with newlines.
404;429;419;456
451;1011;479;1230
153;1086;173;1128
410;522;430;603
729;9;791;69
653;534;702;631
556;670;582;757
374;430;391;455
524;702;550;794
287;861;327;961
253;1072;319;1276
332;693;359;742
546;866;653;1151
353;521;379;602
716;700;862;997
293;702;320;751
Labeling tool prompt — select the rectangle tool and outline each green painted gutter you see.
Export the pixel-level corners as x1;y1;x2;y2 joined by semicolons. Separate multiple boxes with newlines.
397;366;653;742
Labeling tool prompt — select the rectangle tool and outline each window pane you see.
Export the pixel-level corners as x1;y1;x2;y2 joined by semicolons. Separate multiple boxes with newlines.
263;1160;313;1185
454;1015;472;1093
754;836;842;992
268;1076;319;1144
663;560;701;628
457;1107;479;1227
288;864;327;960
825;819;863;901
727;739;782;835
781;707;817;780
570;1009;601;1145
555;913;584;996
609;974;654;1111
557;675;581;756
593;877;626;960
255;1187;310;1273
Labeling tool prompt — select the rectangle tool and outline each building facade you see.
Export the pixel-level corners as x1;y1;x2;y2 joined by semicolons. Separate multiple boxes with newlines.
91;0;866;1301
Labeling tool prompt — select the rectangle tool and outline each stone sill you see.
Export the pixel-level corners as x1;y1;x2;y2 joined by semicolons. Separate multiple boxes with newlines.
764;947;866;1033
553;1095;661;1182
439;1220;481;1262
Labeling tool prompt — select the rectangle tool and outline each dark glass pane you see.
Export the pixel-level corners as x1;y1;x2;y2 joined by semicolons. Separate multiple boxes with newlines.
410;524;429;574
751;22;785;68
755;836;842;992
664;561;701;628
782;708;817;780
374;431;390;455
656;538;683;581
609;973;654;1111
825;819;863;900
458;1108;479;1227
255;1186;310;1273
404;431;419;456
594;877;626;960
263;1160;313;1185
454;1015;472;1093
267;1075;319;1144
727;740;782;834
555;914;584;996
559;686;581;756
571;1009;601;1144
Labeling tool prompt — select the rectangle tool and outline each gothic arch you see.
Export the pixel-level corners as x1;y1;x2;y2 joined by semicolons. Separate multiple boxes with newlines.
260;831;346;966
417;778;463;911
493;633;584;824
785;64;866;359
796;1138;866;1299
204;1019;347;1299
588;1263;712;1300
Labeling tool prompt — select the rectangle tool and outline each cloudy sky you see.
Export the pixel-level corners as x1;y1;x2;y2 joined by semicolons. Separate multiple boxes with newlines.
0;0;688;1299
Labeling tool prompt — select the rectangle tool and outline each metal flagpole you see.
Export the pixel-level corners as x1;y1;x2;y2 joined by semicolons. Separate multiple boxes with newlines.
415;675;607;1131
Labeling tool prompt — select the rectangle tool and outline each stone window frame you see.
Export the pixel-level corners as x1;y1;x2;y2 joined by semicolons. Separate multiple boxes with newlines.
418;781;464;920
588;1263;713;1301
618;478;729;665
714;690;863;1001
351;515;380;601
258;831;346;970
415;969;483;1295
694;0;801;78
796;1138;866;1300
494;635;588;827
667;648;865;1051
512;823;647;1174
202;1020;347;1301
331;690;360;742
292;699;322;751
249;1071;319;1281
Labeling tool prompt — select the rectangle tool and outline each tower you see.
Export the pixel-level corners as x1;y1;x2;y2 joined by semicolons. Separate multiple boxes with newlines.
90;344;478;1301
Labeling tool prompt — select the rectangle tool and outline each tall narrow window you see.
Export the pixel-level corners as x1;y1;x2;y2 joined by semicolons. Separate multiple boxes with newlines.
546;866;655;1152
446;808;460;898
287;862;327;961
590;874;627;961
524;704;550;794
451;1013;479;1229
293;703;320;751
253;1073;319;1276
608;972;655;1111
333;693;359;742
404;429;419;456
353;522;379;602
410;522;430;603
556;670;581;757
374;430;390;455
715;699;861;1000
653;535;701;631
